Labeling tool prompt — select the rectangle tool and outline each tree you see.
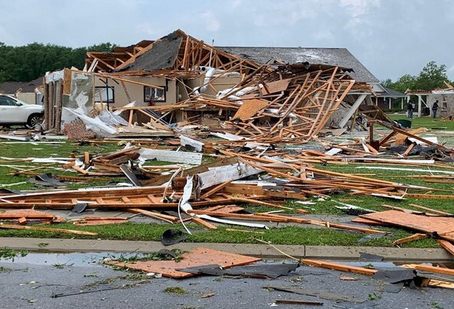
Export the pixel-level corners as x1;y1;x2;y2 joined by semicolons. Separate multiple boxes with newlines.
383;61;449;93
0;42;116;83
414;61;448;90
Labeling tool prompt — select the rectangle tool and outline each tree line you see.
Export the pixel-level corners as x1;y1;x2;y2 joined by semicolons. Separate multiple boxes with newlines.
382;61;450;93
0;42;116;83
0;42;451;94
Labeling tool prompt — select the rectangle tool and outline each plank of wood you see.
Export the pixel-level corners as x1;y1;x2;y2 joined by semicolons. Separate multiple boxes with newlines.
414;264;454;277
275;299;323;306
409;203;452;216
0;224;97;236
301;259;377;276
437;240;454;256
200;180;233;200
128;208;178;223
73;219;128;226
402;143;415;156
392;233;428;246
191;217;217;230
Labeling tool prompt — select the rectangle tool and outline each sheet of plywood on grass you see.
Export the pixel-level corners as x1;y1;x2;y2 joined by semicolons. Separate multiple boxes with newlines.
233;99;269;121
105;247;261;278
360;210;454;242
351;217;392;226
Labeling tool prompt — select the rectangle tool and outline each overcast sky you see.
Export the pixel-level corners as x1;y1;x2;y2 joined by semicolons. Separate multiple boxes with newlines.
1;0;453;81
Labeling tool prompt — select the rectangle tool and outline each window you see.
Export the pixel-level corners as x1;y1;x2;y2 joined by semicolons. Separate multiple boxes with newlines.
94;86;114;103
0;95;18;106
144;86;166;103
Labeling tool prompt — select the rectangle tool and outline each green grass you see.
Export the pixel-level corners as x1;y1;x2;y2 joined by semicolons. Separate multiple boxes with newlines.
387;114;454;131
305;162;454;214
0;141;452;249
0;222;439;248
0;141;121;190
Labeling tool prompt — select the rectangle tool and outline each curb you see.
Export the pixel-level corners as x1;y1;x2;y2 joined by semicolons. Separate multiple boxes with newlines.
0;237;451;261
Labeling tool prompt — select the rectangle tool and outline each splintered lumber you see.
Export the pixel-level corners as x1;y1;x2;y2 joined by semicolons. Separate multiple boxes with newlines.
410;264;454;277
199;180;233;200
305;220;386;234
191;217;217;230
360;210;454;242
128;208;178;223
71;217;128;226
275;299;323;306
409;203;452;216
438;240;454;256
228;197;293;210
105;247;261;278
0;224;97;236
392;233;428;246
0;209;62;221
301;259;377;276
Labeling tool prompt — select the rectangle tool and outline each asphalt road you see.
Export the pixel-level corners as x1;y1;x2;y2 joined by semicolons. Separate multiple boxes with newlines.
0;252;452;309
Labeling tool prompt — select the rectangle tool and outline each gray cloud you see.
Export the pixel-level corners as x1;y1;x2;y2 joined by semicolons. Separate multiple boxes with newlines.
0;0;453;81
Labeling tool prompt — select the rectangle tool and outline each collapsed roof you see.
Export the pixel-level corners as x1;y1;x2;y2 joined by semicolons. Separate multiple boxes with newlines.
220;47;379;83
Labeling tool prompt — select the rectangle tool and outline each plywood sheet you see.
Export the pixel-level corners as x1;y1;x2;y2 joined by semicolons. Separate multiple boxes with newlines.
361;210;454;242
106;247;261;278
233;99;269;121
260;78;291;95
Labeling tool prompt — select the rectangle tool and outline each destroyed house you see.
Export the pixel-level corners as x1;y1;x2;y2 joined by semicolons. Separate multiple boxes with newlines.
43;29;392;140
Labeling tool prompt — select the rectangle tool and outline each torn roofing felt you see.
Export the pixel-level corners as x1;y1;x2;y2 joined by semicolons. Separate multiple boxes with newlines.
115;30;184;72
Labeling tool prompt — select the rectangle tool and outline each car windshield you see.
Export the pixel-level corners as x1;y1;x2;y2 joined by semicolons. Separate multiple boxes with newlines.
0;95;19;106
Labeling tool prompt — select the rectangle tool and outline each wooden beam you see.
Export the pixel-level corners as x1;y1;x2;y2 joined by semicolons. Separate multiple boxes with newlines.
301;259;378;276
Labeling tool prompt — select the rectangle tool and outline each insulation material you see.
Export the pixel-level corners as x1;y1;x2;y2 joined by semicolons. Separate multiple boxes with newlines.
138;148;202;165
180;135;204;152
64;108;117;136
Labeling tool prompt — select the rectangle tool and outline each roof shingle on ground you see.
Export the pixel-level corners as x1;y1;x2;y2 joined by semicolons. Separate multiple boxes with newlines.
220;46;379;83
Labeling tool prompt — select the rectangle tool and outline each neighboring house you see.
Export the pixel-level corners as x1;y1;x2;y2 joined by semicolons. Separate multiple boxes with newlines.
373;86;407;110
428;89;454;118
0;77;43;104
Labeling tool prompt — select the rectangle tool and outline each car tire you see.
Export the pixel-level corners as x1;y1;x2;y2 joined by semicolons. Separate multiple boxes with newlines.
27;113;42;128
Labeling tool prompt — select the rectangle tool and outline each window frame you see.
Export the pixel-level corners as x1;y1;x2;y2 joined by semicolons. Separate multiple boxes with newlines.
94;86;115;104
144;86;166;103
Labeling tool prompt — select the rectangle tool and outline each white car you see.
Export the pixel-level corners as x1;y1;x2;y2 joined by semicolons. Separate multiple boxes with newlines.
0;94;44;128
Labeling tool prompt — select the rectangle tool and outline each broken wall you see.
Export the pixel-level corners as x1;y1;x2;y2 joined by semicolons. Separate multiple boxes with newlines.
428;93;454;117
94;76;177;107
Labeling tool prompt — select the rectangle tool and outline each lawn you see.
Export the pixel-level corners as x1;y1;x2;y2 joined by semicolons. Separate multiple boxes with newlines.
387;113;454;131
0;137;452;249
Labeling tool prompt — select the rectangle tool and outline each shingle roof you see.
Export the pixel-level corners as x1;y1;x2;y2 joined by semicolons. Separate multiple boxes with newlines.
0;77;43;94
116;30;183;72
219;47;379;83
382;86;406;98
